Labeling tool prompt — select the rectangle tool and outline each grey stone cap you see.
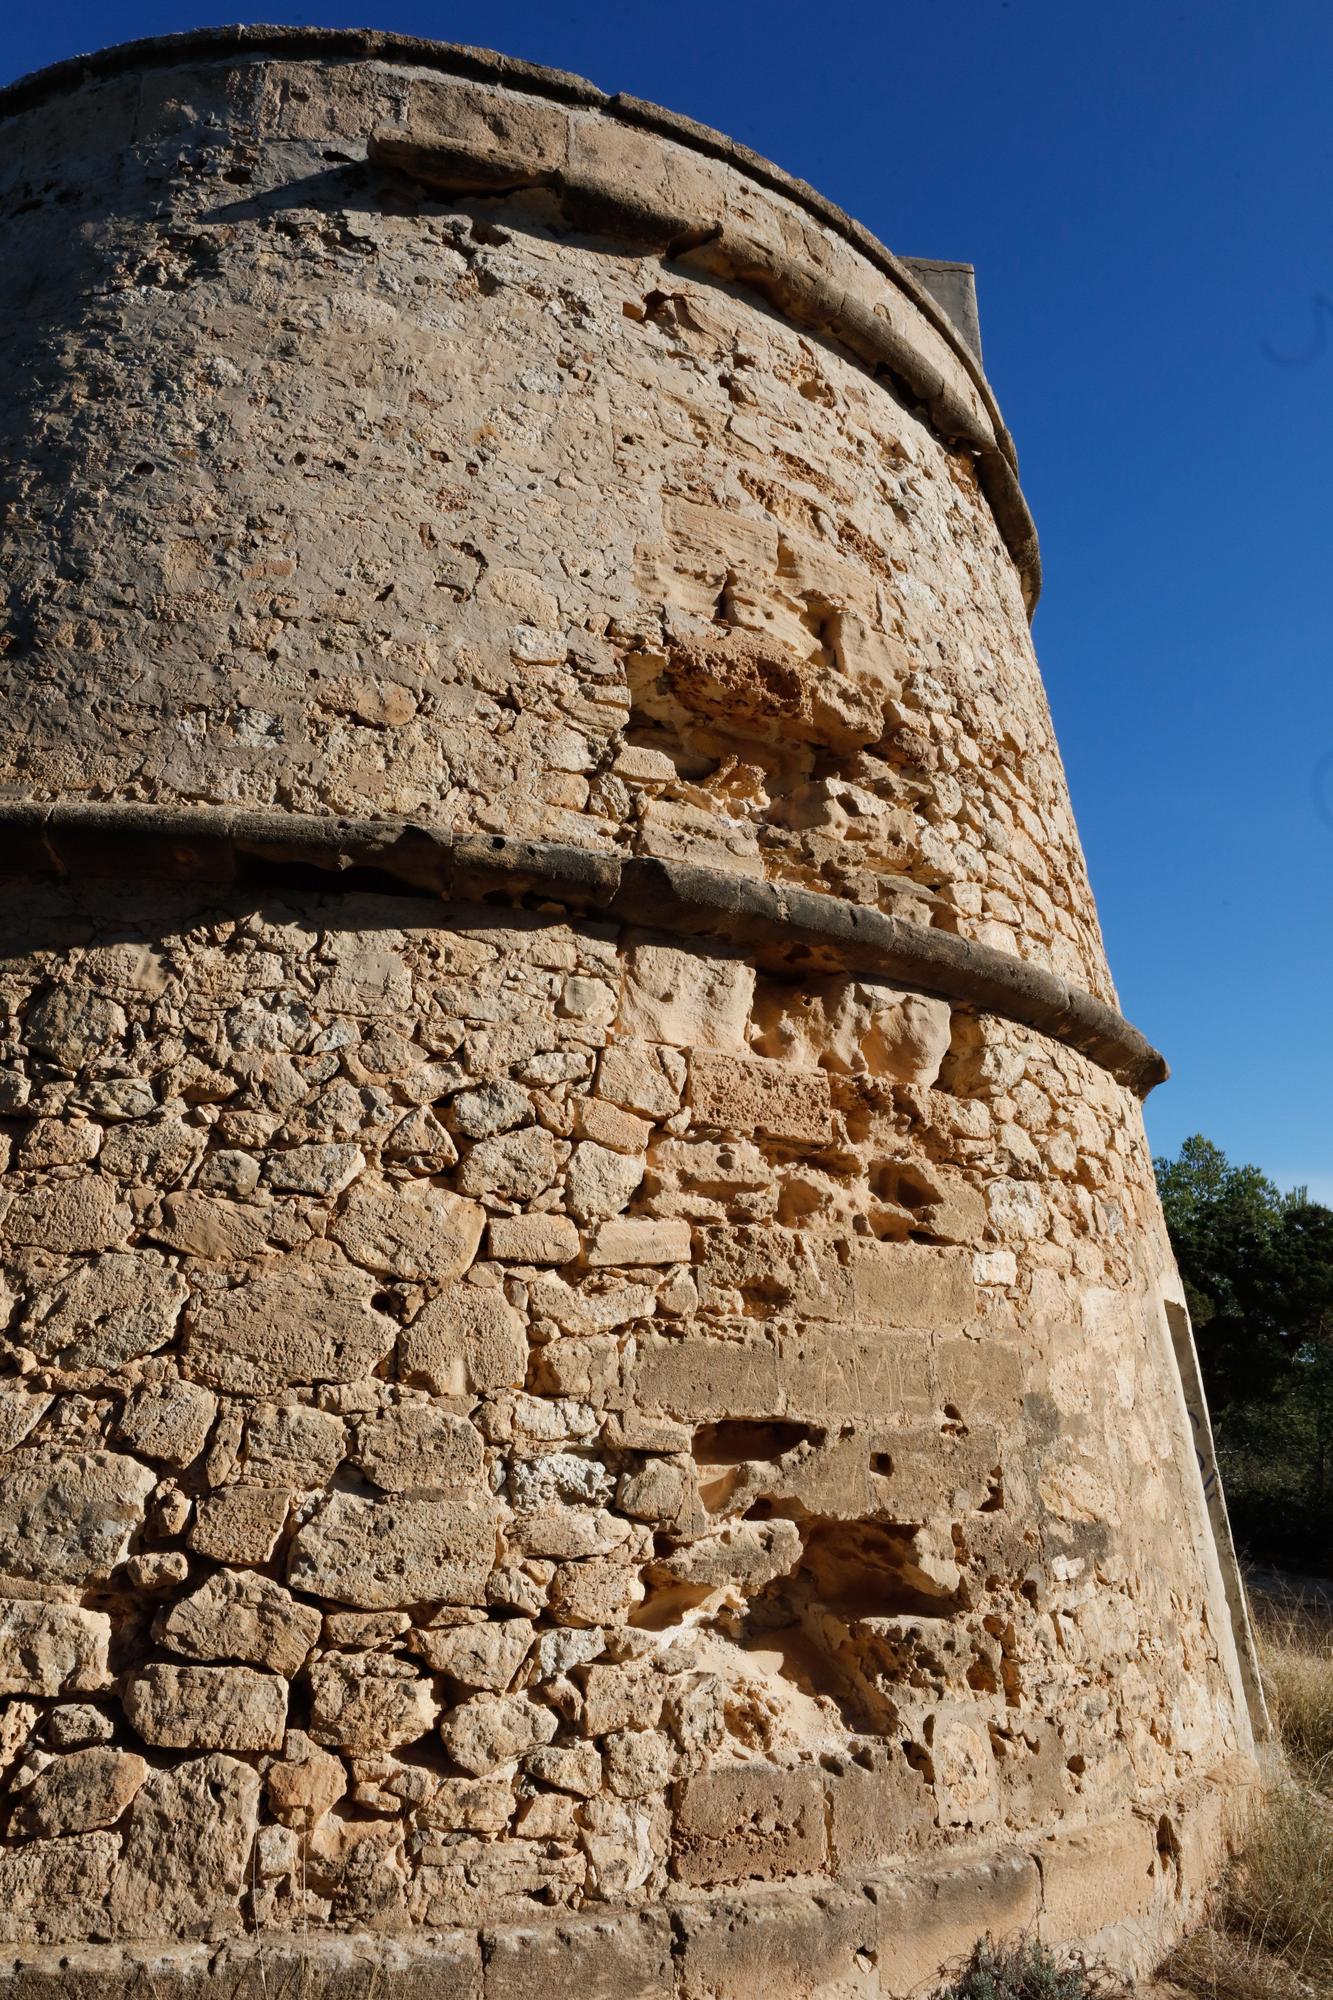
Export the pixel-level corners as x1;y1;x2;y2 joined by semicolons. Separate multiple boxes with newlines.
0;801;1166;1096
0;25;1040;611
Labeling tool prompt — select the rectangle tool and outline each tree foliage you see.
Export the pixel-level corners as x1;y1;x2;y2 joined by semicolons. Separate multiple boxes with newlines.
1154;1135;1333;1569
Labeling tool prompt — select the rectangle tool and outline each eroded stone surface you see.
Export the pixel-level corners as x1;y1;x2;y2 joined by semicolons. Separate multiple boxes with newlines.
0;31;1250;1988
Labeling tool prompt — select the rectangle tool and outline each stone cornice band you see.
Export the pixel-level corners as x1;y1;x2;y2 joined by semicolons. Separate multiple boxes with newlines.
0;25;1041;612
0;802;1167;1096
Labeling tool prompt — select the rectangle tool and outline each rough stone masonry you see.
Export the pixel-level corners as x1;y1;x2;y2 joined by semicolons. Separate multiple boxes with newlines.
0;28;1259;1998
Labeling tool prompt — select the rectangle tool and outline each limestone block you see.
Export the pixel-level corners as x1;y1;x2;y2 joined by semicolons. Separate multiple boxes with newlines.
113;1378;217;1468
617;944;754;1051
930;1705;1000;1829
47;1705;115;1749
439;1692;558;1775
23;987;126;1068
22;1251;189;1370
355;1404;484;1493
150;1193;273;1261
8;1747;146;1838
409;1617;532;1690
456;1127;563;1202
110;1755;261;1936
287;1492;498;1608
688;1051;831;1142
241;1403;346;1486
0;1601;110;1697
155;1569;322;1677
182;1259;398;1393
308;1655;440;1752
399;1286;528;1396
188;1486;291;1565
565;1142;646;1223
673;1885;879;2000
330;1177;485;1282
482;1910;673;2000
549;1556;644;1626
123;1663;287;1752
596;1041;686;1118
265;1729;347;1828
823;1749;932;1873
0;1830;119;1945
0;1389;51;1454
874;1853;1041;1997
488;1214;580;1264
604;1728;672;1798
264;1142;365;1195
1;1179;125;1254
672;1764;826;1885
1036;1816;1160;1943
846;1242;976;1328
587;1218;691;1267
0;1451;155;1584
630;1334;782;1421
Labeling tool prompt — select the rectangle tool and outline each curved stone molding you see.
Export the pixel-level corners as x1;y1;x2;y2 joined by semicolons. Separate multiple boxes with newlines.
0;24;1039;610
0;800;1167;1095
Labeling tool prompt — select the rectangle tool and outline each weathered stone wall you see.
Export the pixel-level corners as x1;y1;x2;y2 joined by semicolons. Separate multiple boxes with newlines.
0;877;1248;1986
0;31;1254;1995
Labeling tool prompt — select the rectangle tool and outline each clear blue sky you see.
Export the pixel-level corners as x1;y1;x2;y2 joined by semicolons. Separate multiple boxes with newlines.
5;2;1331;1198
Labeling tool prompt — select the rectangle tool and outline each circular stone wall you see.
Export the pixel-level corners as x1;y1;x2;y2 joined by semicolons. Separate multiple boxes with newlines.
0;31;1255;1998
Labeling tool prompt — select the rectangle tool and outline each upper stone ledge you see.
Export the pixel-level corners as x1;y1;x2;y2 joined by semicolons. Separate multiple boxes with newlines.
0;24;1037;610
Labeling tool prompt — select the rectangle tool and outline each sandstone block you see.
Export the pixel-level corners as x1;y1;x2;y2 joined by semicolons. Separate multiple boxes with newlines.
330;1176;485;1282
688;1050;831;1142
156;1568;321;1677
308;1654;439;1752
9;1746;146;1838
182;1258;398;1394
123;1662;287;1751
672;1765;826;1885
399;1285;528;1396
487;1214;580;1264
355;1404;484;1493
617;943;754;1051
0;1600;110;1697
0;1451;155;1584
287;1492;498;1608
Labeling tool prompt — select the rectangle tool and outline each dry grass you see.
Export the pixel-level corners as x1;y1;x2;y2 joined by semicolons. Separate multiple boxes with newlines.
1164;1582;1333;2000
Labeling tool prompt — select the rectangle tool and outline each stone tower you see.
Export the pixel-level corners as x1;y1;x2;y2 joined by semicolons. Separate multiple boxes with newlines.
0;30;1257;1998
